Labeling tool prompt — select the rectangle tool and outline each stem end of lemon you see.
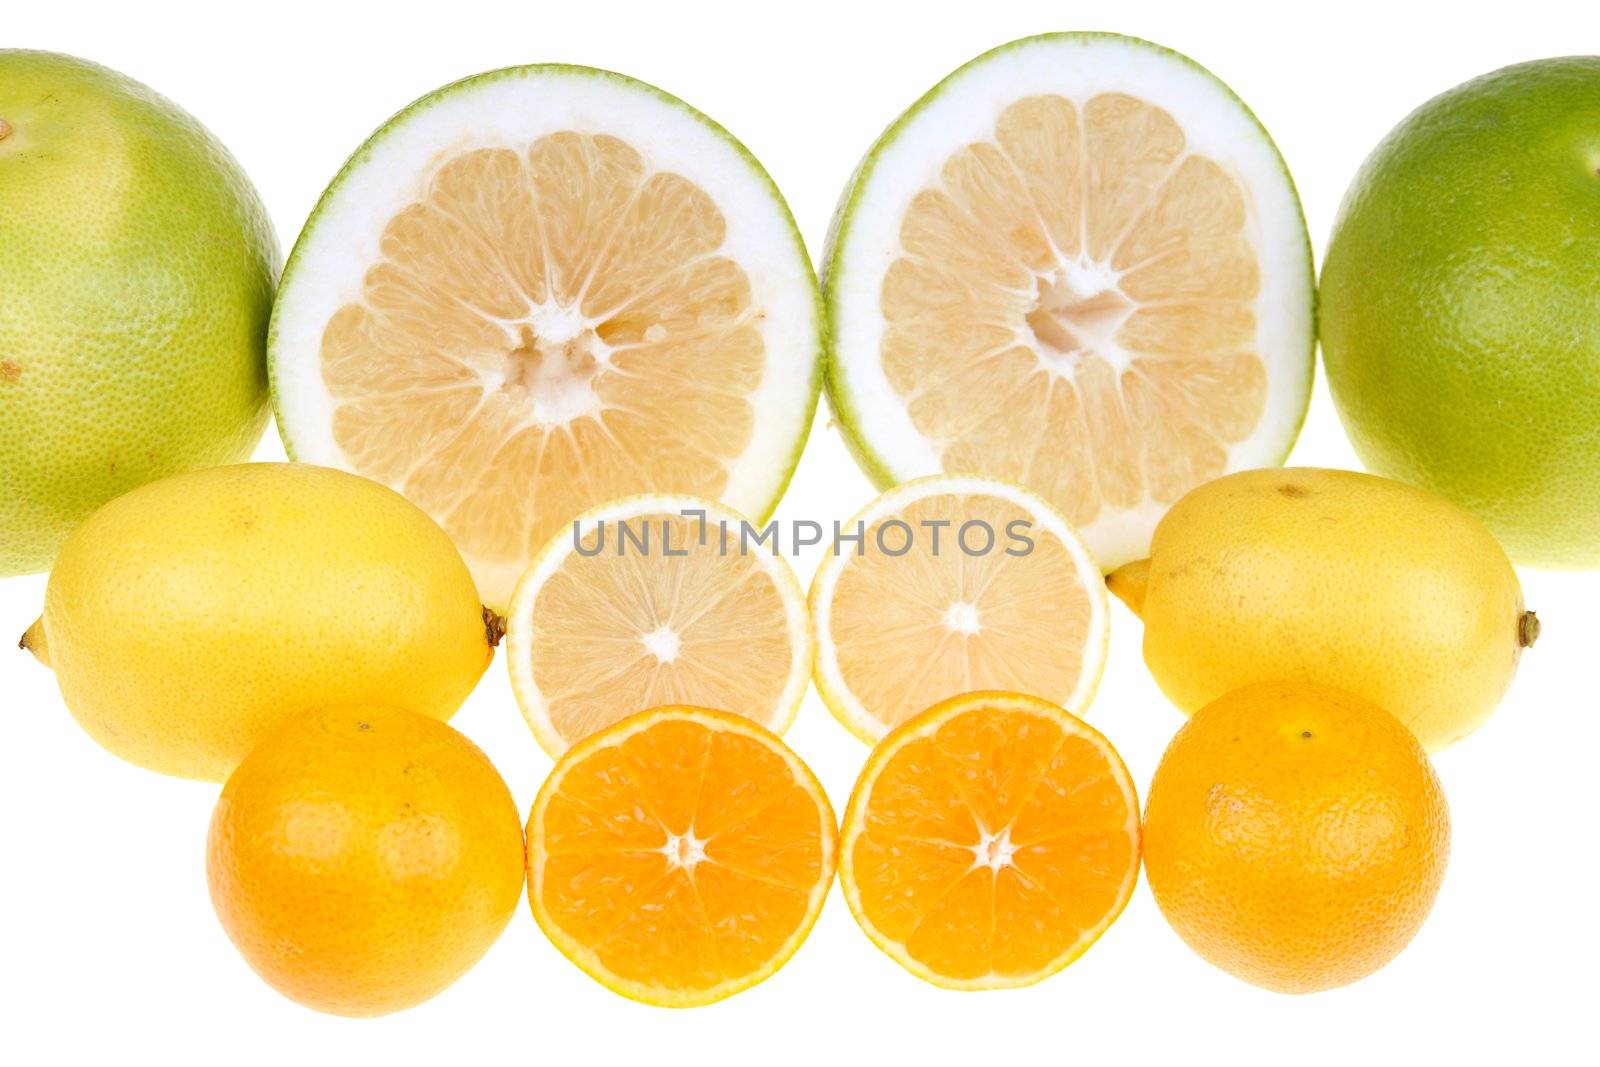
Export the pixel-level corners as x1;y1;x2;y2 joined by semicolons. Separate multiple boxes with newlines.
1107;559;1152;619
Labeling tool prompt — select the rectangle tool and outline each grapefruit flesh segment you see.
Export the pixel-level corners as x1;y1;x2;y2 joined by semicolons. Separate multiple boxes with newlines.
841;691;1140;988
322;136;760;569
528;707;837;1006
810;476;1108;741
507;497;811;756
883;92;1266;528
826;36;1314;572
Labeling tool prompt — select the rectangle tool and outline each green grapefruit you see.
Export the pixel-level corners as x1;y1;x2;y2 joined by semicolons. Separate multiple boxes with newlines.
1321;57;1600;567
0;50;278;575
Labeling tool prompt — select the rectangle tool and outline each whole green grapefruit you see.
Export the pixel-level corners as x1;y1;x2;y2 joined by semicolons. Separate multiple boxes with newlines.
1321;57;1600;566
0;51;278;575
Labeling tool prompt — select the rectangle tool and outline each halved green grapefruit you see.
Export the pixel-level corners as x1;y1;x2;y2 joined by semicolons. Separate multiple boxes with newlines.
823;33;1315;570
269;66;822;605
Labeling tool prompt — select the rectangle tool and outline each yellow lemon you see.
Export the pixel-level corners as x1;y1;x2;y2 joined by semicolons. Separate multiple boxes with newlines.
1108;467;1535;751
22;463;496;780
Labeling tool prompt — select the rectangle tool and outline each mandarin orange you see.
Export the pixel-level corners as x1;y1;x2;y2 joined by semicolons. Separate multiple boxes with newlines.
840;691;1141;988
207;707;525;1016
1143;682;1450;993
526;705;837;1006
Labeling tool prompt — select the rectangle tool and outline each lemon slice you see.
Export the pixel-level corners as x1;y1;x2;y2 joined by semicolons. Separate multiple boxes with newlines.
823;34;1314;570
270;66;822;606
809;475;1108;742
507;495;812;756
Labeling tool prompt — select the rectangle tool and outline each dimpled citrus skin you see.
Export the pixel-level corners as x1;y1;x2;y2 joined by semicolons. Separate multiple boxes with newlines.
31;463;493;780
1320;57;1600;566
1143;682;1450;994
1108;467;1529;752
208;706;526;1017
0;51;278;574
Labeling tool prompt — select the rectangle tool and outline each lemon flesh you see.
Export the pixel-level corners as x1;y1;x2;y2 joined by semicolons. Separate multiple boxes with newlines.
506;495;812;756
28;463;493;781
0;50;277;575
809;475;1108;741
270;66;822;607
824;34;1313;570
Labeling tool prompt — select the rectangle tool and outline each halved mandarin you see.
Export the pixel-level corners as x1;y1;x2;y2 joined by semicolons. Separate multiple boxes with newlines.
840;691;1140;989
270;66;822;606
507;494;812;756
527;705;838;1007
810;475;1108;742
823;33;1314;570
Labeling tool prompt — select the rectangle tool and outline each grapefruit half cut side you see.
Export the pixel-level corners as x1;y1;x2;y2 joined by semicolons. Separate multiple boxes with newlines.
823;33;1314;570
270;66;822;606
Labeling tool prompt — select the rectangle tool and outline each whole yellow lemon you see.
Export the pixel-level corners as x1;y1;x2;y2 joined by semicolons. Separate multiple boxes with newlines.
1108;467;1535;751
208;706;525;1016
22;463;496;780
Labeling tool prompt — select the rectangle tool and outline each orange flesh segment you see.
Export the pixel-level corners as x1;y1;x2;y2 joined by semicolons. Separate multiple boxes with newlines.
537;714;834;998
529;512;795;745
826;493;1095;732
882;93;1267;528
321;135;763;563
849;700;1138;982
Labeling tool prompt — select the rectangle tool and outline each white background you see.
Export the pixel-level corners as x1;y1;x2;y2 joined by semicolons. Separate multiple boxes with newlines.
3;1;1595;1062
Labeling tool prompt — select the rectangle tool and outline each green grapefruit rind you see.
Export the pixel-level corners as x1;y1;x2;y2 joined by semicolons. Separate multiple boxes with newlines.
820;32;1317;569
0;49;278;575
1320;57;1600;567
267;64;823;604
